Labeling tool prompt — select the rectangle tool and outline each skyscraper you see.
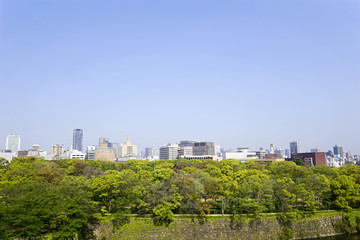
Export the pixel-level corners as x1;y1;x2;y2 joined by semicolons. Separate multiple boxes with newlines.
118;136;138;158
290;141;301;156
51;144;64;157
73;129;83;152
333;145;344;158
6;134;20;153
99;137;109;147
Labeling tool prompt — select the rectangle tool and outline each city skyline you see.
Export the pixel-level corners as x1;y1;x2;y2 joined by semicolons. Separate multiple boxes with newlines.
0;130;357;156
1;1;359;154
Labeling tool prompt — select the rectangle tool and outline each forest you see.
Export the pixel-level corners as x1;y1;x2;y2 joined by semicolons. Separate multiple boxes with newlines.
1;157;360;239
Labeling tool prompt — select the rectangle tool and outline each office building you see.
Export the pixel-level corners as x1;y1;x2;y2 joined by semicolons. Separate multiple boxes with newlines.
289;152;326;166
6;133;20;154
18;150;28;158
333;145;344;158
86;146;96;160
99;137;110;147
73;129;83;152
290;141;301;155
178;146;193;157
51;144;64;157
193;142;215;156
118;136;138;158
275;148;284;158
269;144;274;154
284;149;290;158
265;153;281;159
95;143;115;161
0;151;13;161
179;140;195;147
145;147;159;158
111;142;120;158
160;143;179;160
70;150;86;160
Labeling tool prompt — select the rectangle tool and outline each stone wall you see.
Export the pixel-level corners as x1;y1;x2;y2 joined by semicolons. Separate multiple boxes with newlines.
95;214;346;240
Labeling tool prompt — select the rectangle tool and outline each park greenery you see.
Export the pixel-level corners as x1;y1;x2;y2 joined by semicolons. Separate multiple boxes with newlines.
1;157;360;239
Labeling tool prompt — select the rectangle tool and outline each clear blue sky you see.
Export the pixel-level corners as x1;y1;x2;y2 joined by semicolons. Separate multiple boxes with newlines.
1;0;359;154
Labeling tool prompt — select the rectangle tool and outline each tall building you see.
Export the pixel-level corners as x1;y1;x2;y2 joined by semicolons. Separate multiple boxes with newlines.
333;145;344;158
269;144;274;154
111;142;120;158
73;129;83;152
284;149;290;158
275;148;284;158
95;143;115;161
118;136;138;158
160;143;179;160
290;141;301;156
51;144;64;157
193;142;215;156
99;137;109;147
6;134;20;154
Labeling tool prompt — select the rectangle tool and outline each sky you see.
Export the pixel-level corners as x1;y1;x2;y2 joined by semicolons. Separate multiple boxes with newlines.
0;0;359;154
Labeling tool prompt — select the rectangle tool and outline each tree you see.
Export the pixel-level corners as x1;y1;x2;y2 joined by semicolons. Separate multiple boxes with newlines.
0;179;98;240
292;158;304;166
330;175;360;211
146;182;183;225
272;177;297;212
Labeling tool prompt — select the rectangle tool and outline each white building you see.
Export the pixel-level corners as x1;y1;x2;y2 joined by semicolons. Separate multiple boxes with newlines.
223;147;259;161
86;146;96;160
70;150;86;160
118;137;138;158
0;151;13;161
178;146;193;157
51;144;64;157
144;147;159;160
160;143;179;160
6;134;20;155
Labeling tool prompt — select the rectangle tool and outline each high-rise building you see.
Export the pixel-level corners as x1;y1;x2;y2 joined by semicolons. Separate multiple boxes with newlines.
6;134;20;154
99;137;109;147
275;148;284;158
160;143;179;160
111;142;120;158
73;129;83;152
51;144;64;157
118;136;138;158
95;143;115;161
193;142;215;156
290;141;301;156
284;149;290;158
269;144;274;154
333;145;344;158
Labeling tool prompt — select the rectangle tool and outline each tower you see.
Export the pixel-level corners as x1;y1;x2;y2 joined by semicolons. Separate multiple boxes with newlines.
290;141;301;156
333;145;344;158
73;129;83;152
6;134;20;153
